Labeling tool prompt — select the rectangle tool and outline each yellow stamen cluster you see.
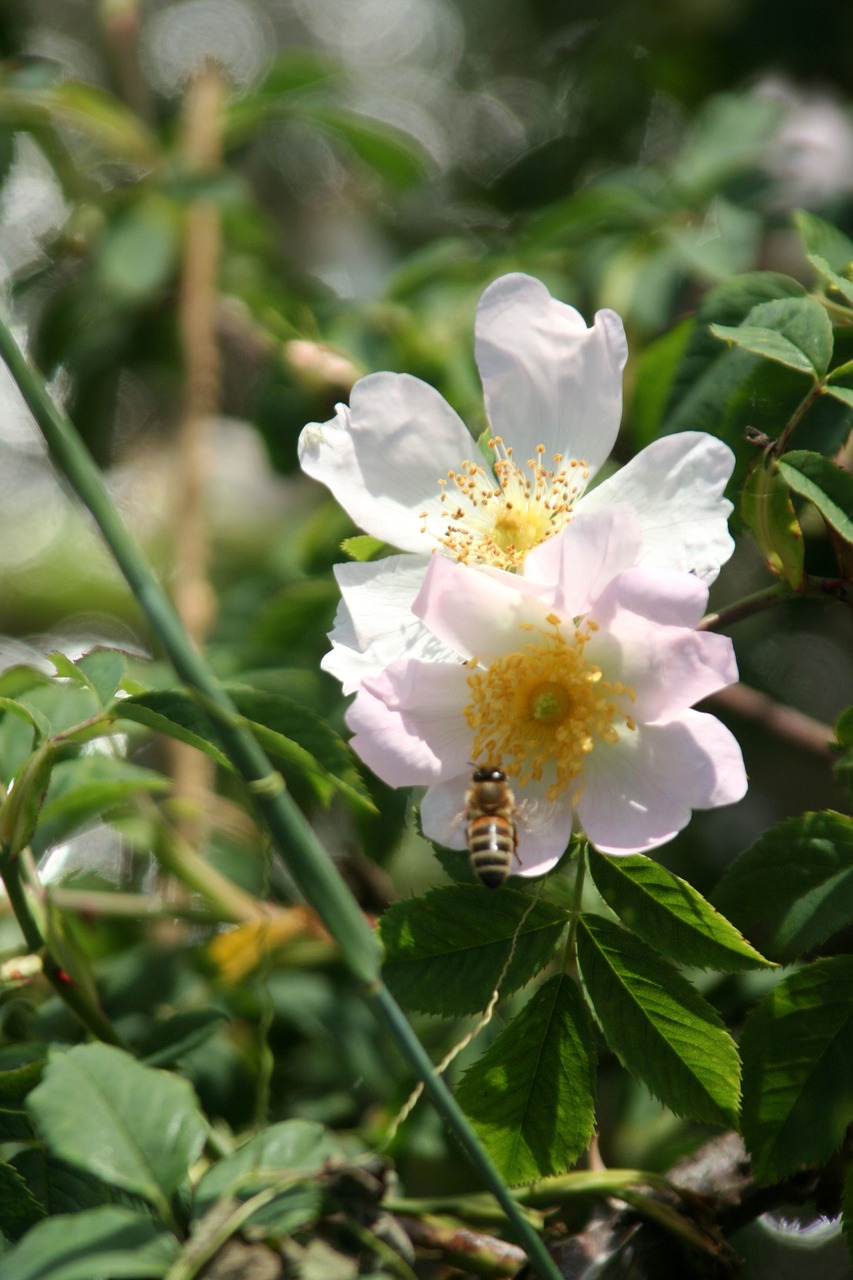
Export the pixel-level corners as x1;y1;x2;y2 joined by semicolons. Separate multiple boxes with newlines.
420;437;589;571
465;614;636;801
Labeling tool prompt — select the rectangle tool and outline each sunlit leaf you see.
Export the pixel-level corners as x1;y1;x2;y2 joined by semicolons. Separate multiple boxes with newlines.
588;848;772;970
455;974;596;1185
576;915;740;1127
741;956;853;1182
380;886;568;1016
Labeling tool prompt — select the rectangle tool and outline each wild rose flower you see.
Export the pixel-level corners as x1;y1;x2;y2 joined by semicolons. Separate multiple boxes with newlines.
346;507;747;874
299;273;736;692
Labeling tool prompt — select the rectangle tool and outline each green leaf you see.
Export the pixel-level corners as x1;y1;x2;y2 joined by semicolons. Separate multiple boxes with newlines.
229;687;374;813
0;1159;46;1239
778;450;853;543
807;254;853;306
194;1119;343;1232
27;1045;207;1215
793;209;853;273
340;535;387;562
0;83;158;165
138;1010;226;1068
95;196;179;305
380;886;568;1016
740;455;805;588
711;297;833;377
588;849;772;971
11;1150;118;1218
50;650;126;708
116;692;231;769
0;743;55;858
741;956;853;1182
304;105;428;189
0;1206;178;1280
576;915;740;1128
0;1061;43;1106
713;811;853;962
31;757;170;854
455;974;596;1186
661;272;806;439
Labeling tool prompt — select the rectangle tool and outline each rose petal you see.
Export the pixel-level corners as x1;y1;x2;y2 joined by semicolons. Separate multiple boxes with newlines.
579;432;735;583
577;710;747;853
346;659;472;785
413;555;552;661
475;273;628;473
523;506;642;617
325;555;455;692
298;373;477;552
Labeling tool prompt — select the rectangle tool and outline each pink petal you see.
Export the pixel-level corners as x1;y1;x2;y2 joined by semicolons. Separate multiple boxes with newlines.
298;373;476;552
585;569;736;721
523;506;642;617
475;273;627;474
413;555;552;661
577;711;747;854
579;432;735;583
346;660;472;785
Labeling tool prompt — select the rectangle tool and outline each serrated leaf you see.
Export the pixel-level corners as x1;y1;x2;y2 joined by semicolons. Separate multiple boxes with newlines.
11;1150;118;1217
711;297;833;377
0;1159;46;1239
713;811;853;962
27;1044;207;1215
741;956;853;1182
576;915;740;1128
455;974;596;1186
588;849;772;971
380;886;568;1016
661;272;806;438
0;1206;178;1280
778;450;853;543
194;1119;343;1232
116;692;232;768
740;456;804;588
0;697;49;742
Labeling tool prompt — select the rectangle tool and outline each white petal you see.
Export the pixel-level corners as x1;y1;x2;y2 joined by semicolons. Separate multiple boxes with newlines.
298;373;476;553
579;433;735;584
346;660;472;785
523;506;642;617
577;711;747;854
325;555;454;693
475;273;628;473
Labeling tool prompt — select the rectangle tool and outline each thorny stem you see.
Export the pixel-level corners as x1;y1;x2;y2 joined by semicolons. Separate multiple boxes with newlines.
697;575;850;633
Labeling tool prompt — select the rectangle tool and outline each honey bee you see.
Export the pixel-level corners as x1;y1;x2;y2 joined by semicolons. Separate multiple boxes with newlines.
465;767;520;889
